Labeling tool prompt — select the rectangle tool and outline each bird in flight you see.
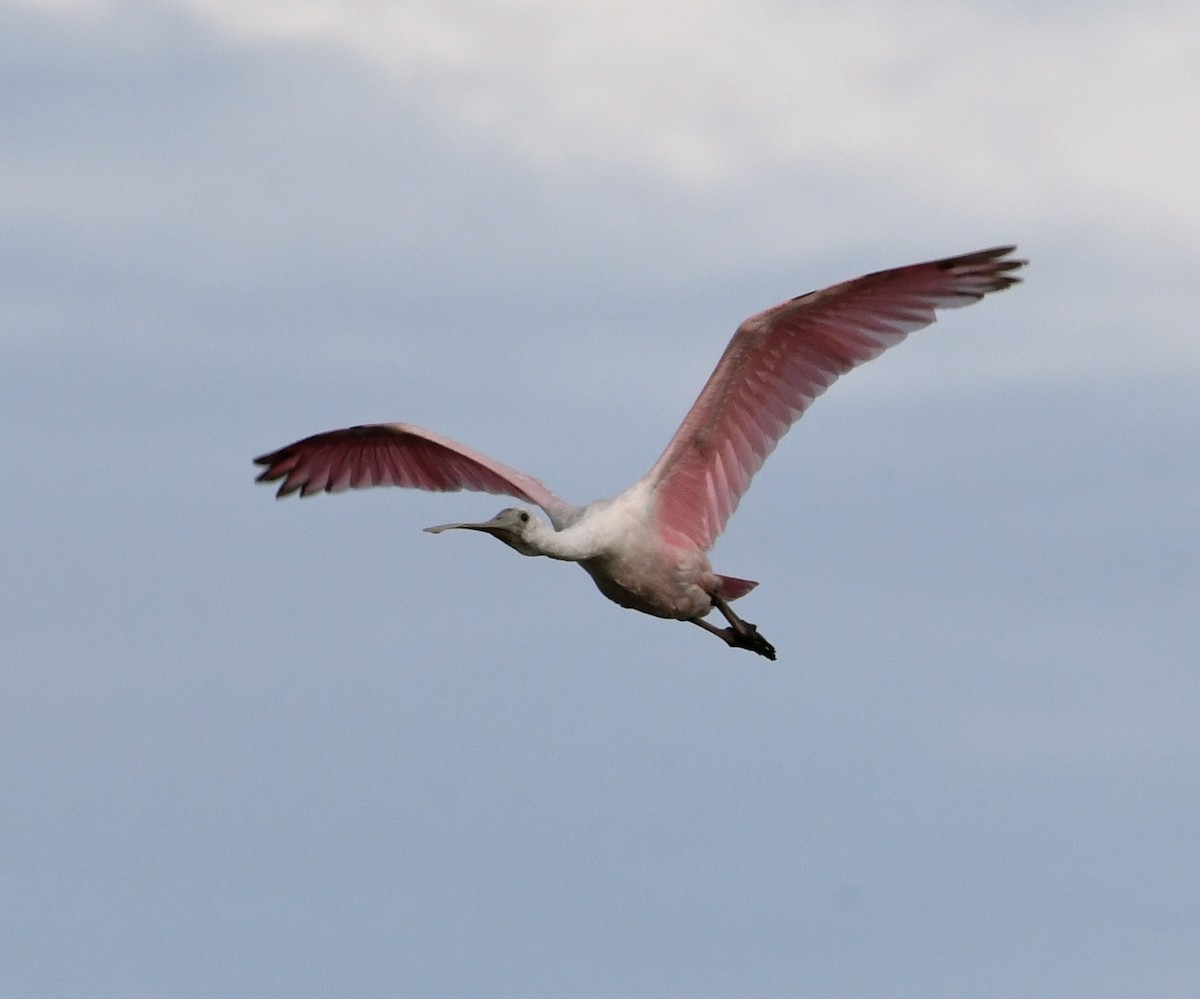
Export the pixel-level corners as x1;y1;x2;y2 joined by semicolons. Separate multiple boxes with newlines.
255;246;1024;660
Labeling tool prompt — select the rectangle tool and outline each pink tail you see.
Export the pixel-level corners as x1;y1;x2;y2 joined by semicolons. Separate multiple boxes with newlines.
716;574;758;600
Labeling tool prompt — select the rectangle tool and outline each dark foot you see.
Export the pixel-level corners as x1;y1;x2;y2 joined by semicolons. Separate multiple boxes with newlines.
728;621;777;661
707;595;777;660
692;616;777;660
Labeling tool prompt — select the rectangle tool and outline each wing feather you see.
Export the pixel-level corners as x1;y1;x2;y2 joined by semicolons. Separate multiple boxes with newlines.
645;246;1025;550
254;422;573;526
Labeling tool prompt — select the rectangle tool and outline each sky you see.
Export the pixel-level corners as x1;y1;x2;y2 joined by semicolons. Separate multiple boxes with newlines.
2;0;1198;996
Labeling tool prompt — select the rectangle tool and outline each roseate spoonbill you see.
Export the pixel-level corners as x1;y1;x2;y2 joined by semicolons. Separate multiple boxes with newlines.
255;246;1024;660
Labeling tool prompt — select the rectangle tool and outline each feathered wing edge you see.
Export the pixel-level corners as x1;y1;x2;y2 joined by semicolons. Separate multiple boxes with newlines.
254;422;574;527
643;246;1026;551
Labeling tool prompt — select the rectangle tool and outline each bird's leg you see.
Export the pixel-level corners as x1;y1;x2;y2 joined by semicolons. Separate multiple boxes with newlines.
692;596;777;661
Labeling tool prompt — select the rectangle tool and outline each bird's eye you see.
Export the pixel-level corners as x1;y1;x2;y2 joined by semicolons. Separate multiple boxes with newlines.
519;511;530;523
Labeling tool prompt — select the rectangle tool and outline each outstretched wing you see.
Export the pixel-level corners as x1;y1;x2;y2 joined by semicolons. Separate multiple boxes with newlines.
644;246;1025;551
254;422;574;526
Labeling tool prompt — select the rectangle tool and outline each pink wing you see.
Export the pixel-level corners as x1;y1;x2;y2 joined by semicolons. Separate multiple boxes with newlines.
645;246;1026;551
254;422;573;525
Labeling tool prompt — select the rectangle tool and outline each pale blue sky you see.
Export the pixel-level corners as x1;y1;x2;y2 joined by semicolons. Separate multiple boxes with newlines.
3;1;1198;996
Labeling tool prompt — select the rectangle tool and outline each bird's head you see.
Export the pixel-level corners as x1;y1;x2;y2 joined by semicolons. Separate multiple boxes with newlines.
424;506;545;556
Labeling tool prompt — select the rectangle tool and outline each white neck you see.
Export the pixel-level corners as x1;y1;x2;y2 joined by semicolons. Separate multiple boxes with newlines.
526;517;598;562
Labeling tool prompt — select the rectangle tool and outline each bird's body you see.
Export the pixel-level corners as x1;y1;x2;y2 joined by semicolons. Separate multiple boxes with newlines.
256;246;1025;659
564;484;725;620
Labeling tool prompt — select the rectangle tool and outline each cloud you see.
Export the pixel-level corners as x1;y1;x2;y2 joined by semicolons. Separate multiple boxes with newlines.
63;0;1181;241
5;0;1199;387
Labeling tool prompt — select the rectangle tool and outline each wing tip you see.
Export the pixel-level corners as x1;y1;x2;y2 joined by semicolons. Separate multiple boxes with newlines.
935;244;1018;266
933;245;1026;302
253;450;305;499
937;244;1026;274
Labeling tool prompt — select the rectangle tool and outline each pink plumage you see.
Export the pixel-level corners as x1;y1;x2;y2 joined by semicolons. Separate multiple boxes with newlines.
645;246;1023;551
256;423;570;521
